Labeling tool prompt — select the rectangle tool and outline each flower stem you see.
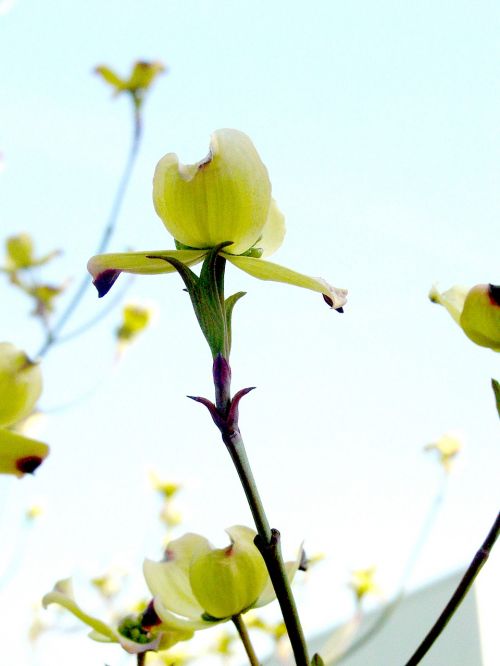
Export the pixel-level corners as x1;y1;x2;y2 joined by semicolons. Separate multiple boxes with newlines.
212;360;309;666
404;510;500;666
233;614;260;666
137;652;146;666
35;111;142;359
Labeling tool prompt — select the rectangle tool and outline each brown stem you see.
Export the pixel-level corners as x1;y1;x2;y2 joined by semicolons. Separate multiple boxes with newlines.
404;510;500;665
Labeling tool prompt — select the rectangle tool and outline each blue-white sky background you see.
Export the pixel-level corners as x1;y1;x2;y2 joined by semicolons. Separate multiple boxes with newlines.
1;0;499;664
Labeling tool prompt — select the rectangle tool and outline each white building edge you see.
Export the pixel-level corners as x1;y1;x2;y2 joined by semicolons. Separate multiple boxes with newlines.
264;557;498;665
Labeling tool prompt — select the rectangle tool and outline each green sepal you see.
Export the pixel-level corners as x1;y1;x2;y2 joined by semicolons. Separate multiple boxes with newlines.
311;654;325;666
492;379;500;419
164;242;237;359
157;255;199;294
225;292;246;355
201;612;224;623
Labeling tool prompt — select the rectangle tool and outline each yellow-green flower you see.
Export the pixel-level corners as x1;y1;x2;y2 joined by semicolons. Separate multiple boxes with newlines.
88;129;347;310
143;526;302;628
0;343;49;477
425;434;462;473
349;567;380;602
42;579;192;655
95;61;165;97
430;283;500;351
116;303;152;343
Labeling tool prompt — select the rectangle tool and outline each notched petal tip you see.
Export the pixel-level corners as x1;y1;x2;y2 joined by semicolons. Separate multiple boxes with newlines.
93;269;122;298
16;455;44;475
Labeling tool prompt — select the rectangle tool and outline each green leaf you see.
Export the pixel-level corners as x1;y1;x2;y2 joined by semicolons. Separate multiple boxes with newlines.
492;379;500;419
311;654;325;666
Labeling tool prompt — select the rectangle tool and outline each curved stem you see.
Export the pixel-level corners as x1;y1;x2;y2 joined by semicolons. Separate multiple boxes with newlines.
404;510;500;666
35;112;142;359
233;614;260;666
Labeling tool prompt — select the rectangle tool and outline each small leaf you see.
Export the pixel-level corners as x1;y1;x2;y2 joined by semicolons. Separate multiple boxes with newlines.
311;654;325;665
225;292;246;354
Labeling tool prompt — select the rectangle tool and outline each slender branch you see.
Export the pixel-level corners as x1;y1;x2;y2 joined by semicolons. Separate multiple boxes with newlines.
209;356;309;666
136;652;146;666
233;614;260;666
35;111;142;359
404;510;500;666
336;475;448;663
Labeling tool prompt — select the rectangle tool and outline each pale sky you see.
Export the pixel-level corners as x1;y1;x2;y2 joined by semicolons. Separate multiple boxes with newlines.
1;1;499;664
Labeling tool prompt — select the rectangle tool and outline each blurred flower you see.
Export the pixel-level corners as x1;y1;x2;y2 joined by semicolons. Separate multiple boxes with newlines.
88;129;347;310
95;60;166;110
25;501;45;521
2;233;60;272
430;283;500;351
159;503;183;529
42;579;192;654
0;343;49;477
149;472;182;500
91;569;126;600
425;434;462;473
116;303;152;343
144;526;302;628
349;567;380;602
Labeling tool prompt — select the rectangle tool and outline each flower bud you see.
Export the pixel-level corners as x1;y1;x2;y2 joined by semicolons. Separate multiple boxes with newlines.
0;343;42;427
189;526;268;619
430;283;500;351
460;284;500;351
6;233;34;268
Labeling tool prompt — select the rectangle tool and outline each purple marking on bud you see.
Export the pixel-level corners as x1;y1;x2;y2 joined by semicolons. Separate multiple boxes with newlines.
488;284;500;307
93;269;121;298
141;600;162;629
16;456;43;474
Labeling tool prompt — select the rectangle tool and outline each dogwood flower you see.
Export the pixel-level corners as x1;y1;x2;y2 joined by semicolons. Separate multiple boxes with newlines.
42;579;193;655
88;129;347;310
0;343;49;477
430;283;500;351
143;526;302;628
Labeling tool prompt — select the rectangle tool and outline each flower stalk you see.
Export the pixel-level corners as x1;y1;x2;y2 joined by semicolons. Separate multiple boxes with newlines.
232;614;260;666
36;86;143;359
183;254;309;665
404;510;500;666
